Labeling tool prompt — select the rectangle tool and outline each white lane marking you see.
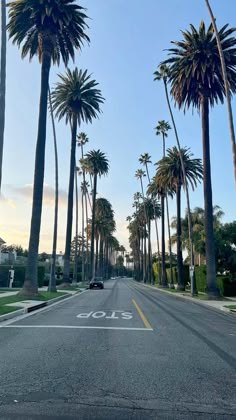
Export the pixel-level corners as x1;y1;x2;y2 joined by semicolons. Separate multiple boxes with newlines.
2;325;153;331
0;290;87;327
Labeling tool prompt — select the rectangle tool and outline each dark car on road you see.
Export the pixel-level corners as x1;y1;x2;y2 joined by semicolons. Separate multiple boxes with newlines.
89;277;104;289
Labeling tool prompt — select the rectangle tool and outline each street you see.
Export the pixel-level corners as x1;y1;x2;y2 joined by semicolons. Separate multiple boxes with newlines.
0;278;236;419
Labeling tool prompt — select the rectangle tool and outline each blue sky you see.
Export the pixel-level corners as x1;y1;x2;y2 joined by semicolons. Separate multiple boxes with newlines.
0;0;235;253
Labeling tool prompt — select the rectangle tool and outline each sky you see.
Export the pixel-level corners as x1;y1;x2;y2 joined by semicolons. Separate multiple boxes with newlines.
0;0;235;254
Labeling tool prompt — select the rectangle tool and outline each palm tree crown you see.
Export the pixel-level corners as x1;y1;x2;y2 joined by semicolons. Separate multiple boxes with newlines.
155;147;203;191
135;169;146;180
139;153;152;166
155;120;171;138
7;0;89;65
164;21;236;109
51;68;104;125
83;150;109;176
77;132;89;147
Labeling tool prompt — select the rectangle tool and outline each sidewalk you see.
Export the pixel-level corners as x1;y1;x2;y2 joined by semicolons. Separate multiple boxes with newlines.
137;282;236;314
0;286;84;323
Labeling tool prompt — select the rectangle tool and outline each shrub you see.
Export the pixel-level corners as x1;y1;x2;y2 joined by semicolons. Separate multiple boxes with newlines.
195;265;207;292
0;265;45;288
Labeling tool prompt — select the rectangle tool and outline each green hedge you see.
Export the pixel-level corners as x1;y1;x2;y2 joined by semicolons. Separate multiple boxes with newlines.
0;265;45;288
195;265;236;296
166;265;190;286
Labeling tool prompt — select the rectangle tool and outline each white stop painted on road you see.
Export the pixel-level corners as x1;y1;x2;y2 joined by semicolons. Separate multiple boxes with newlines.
92;311;106;318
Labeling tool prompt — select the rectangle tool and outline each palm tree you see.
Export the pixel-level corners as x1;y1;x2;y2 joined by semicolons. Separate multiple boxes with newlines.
144;197;160;284
155;147;203;289
135;169;148;282
94;197;115;275
83;150;109;279
73;166;82;284
52;69;104;284
77;132;89;282
155;120;174;286
148;179;168;287
139;153;161;279
155;120;171;157
0;0;6;191
164;21;236;297
154;63;197;295
7;0;89;296
48;89;58;293
81;181;89;281
77;132;89;158
205;0;236;185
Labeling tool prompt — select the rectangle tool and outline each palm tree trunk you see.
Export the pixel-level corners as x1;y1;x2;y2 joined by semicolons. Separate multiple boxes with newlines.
145;163;161;284
84;191;89;282
176;183;184;290
201;96;219;297
81;192;85;282
90;173;97;279
73;168;79;284
0;0;6;191
48;88;58;293
166;196;174;288
161;194;167;287
95;235;99;275
99;237;104;276
148;219;152;284
63;114;77;284
143;232;147;283
163;78;196;294
22;52;51;296
205;0;236;186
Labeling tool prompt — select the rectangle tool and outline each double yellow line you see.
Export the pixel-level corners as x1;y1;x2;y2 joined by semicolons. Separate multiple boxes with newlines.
132;299;152;330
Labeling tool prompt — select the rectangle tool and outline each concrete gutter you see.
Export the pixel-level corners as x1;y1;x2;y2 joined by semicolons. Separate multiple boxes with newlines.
0;291;81;323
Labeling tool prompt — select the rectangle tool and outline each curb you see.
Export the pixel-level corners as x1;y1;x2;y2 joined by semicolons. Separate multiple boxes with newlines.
0;291;81;323
131;280;236;315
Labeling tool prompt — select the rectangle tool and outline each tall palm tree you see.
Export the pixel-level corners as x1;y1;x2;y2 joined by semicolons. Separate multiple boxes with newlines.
81;180;90;282
48;89;58;293
73;166;82;284
135;169;148;282
154;63;197;295
83;150;109;279
52;68;104;284
148;179;168;287
205;0;236;185
139;153;161;279
0;0;6;191
164;21;236;297
155;121;174;286
156;147;203;289
144;197;160;284
77;132;89;282
7;0;89;296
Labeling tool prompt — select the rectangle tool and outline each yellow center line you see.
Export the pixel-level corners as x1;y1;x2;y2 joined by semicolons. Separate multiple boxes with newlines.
132;299;152;330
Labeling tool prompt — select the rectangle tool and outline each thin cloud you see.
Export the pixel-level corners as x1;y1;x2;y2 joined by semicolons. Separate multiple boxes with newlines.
0;193;16;208
11;184;67;207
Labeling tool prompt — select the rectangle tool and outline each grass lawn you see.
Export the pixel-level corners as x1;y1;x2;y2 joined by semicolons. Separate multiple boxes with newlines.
0;288;20;292
153;285;227;301
0;305;22;316
0;291;68;317
224;305;236;310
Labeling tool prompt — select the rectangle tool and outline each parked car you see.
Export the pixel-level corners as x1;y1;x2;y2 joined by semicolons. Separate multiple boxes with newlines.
89;277;104;289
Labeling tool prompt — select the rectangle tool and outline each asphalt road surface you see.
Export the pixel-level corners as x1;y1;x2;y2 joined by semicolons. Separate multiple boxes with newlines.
0;278;236;420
